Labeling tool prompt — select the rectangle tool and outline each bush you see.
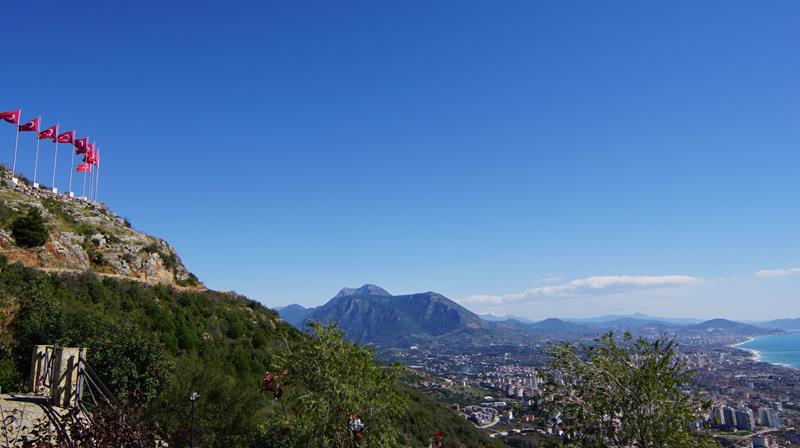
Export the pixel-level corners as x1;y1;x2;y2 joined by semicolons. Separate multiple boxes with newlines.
540;332;716;448
0;201;19;229
11;208;49;248
87;327;168;403
0;358;23;392
261;322;408;448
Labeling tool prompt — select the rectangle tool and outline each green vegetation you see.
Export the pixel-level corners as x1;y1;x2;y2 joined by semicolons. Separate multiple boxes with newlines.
10;208;49;247
257;322;407;447
0;201;20;229
0;259;502;447
540;332;716;448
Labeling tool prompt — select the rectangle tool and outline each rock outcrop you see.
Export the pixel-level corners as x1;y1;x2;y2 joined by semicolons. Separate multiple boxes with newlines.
0;166;201;289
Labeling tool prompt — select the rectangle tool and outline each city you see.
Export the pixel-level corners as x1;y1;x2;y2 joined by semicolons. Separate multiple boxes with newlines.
393;333;800;447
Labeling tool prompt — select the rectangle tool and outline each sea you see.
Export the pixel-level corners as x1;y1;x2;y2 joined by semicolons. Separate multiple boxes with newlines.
733;332;800;368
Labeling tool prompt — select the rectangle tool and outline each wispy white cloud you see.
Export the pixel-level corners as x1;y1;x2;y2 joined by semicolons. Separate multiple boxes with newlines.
539;273;562;283
459;275;703;306
754;267;800;278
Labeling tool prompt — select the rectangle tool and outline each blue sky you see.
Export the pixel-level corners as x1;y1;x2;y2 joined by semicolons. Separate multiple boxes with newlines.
1;1;799;320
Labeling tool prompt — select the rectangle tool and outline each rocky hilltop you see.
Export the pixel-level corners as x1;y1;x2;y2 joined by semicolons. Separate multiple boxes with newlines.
0;165;200;288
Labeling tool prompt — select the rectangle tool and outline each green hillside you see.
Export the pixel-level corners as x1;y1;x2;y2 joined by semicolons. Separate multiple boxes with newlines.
0;257;506;447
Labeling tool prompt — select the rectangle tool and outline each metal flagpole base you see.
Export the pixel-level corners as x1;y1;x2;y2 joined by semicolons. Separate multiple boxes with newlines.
67;192;74;198
51;187;58;194
33;182;39;189
11;177;18;185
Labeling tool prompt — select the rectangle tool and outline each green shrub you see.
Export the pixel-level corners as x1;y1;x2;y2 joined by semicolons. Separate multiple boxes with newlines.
11;208;49;248
0;358;23;392
541;332;716;448
41;197;81;229
88;327;167;403
0;201;19;229
263;322;408;448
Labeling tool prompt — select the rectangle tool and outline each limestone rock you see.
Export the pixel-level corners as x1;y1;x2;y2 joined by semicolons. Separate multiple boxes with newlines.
0;168;203;289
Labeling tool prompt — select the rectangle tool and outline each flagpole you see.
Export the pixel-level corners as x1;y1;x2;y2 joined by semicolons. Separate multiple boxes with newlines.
93;148;100;202
32;116;41;188
50;127;59;193
81;135;89;199
11;111;20;182
67;130;76;196
88;158;94;201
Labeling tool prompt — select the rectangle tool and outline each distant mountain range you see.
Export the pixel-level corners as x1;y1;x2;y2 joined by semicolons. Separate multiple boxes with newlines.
756;318;800;331
277;284;788;348
481;312;702;326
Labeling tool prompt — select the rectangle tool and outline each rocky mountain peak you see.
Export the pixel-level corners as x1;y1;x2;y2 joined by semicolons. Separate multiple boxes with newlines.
334;284;391;299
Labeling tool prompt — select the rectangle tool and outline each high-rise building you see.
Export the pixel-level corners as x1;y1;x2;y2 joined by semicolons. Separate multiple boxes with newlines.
752;436;770;447
735;408;755;431
758;407;781;428
710;407;725;427
723;407;737;428
515;386;524;399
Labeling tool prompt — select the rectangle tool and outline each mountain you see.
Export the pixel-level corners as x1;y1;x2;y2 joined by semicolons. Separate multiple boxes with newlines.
529;317;589;333
480;313;537;324
304;285;487;344
688;318;773;335
276;303;315;327
334;284;391;298
756;318;800;331
302;284;782;348
567;313;702;326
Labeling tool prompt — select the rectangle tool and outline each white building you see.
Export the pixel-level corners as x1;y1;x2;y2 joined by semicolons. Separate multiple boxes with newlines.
758;407;780;428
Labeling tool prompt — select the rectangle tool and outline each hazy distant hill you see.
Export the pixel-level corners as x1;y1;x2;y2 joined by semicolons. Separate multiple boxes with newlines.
528;317;588;333
567;313;702;326
276;303;315;327
757;318;800;331
479;313;537;324
687;318;772;335
481;312;703;327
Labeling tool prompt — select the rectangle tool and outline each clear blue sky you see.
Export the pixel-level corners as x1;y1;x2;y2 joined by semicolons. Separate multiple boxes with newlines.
2;1;798;320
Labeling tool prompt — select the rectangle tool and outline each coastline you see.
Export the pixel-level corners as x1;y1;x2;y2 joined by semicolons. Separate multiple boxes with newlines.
730;337;761;362
730;334;799;369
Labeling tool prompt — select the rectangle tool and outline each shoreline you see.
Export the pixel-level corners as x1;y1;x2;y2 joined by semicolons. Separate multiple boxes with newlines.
730;337;761;362
729;334;798;369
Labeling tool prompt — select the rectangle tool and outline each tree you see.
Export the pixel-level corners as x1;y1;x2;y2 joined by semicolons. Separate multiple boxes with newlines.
87;327;167;404
260;322;408;448
539;332;715;448
11;208;48;248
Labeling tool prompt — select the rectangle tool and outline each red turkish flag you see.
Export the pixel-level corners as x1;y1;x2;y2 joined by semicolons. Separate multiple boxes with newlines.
84;149;98;165
57;130;75;144
74;137;88;154
18;117;40;132
0;110;21;124
76;163;91;172
38;125;58;141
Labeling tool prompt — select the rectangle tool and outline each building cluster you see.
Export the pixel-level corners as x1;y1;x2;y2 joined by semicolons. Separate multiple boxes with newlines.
386;336;800;446
463;405;498;426
711;402;782;431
